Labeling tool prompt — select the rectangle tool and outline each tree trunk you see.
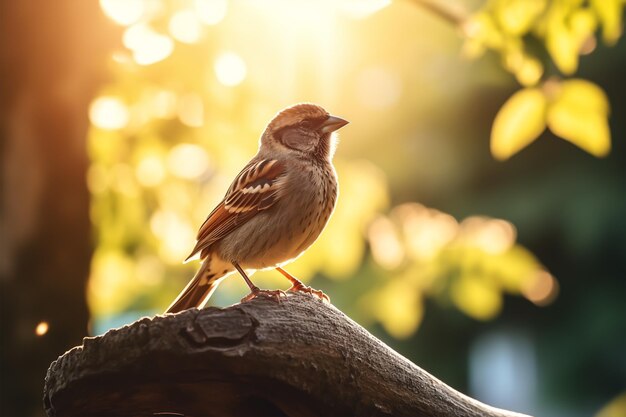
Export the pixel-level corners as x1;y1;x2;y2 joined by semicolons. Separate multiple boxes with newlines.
44;294;531;417
0;2;116;414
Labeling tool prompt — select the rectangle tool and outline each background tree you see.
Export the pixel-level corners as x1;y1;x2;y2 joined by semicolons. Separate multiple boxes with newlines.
2;1;625;416
0;2;116;415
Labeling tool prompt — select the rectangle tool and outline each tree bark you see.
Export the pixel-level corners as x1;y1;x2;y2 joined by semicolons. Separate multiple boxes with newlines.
44;293;531;417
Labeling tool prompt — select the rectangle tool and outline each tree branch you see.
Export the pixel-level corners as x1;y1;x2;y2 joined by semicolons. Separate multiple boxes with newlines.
409;0;468;26
44;293;531;417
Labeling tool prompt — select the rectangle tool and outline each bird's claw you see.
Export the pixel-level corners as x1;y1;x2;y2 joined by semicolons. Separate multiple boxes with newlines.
240;287;287;304
288;283;330;303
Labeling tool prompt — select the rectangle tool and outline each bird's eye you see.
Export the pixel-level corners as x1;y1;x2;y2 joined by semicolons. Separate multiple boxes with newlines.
299;120;313;129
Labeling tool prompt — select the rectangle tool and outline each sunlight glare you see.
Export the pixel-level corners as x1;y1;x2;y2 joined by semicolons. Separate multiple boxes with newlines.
248;0;388;26
195;0;228;25
99;0;145;26
89;96;129;130
169;10;202;44
338;0;391;19
356;67;402;109
214;52;247;87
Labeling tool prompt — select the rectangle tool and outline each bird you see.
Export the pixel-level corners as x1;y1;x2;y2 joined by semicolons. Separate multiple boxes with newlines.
165;103;349;314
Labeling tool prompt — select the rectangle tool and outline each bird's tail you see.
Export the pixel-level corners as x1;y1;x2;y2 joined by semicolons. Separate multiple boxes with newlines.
165;259;226;314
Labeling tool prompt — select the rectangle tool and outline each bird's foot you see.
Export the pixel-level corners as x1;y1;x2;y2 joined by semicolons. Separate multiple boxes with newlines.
288;282;330;303
240;286;286;304
276;267;330;303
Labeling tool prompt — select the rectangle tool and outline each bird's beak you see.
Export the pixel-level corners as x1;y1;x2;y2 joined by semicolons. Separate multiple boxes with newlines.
319;115;349;134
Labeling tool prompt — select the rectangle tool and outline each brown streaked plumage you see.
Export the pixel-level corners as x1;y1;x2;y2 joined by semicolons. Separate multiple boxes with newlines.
166;103;348;313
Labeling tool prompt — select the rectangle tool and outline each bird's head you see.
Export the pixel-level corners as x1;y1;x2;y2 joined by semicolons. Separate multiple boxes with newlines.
261;103;349;161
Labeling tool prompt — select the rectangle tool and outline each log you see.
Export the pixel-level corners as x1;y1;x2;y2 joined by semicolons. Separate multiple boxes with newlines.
43;293;531;417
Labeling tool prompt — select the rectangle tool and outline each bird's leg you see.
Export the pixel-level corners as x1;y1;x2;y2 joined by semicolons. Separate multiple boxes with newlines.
276;267;330;302
233;262;285;303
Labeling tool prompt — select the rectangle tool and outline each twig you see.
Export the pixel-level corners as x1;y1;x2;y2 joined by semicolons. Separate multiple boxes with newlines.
409;0;468;26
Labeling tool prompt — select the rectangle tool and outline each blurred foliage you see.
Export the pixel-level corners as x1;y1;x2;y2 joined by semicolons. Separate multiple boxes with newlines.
595;393;626;417
490;79;610;159
461;0;624;159
86;0;584;339
88;0;395;322
361;203;553;338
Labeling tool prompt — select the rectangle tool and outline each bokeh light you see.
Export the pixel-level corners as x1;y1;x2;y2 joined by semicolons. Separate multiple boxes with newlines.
394;204;458;261
35;321;49;337
368;215;405;270
149;210;196;264
460;217;516;254
167;144;211;180
89;96;129;130
99;0;145;26
195;0;228;25
522;271;559;306
169;10;203;44
123;23;174;65
361;203;551;334
135;155;165;187
86;0;563;337
214;52;247;87
152;90;178;119
4;0;625;414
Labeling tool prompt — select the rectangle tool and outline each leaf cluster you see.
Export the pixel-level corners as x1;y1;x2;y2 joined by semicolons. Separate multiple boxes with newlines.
462;0;623;159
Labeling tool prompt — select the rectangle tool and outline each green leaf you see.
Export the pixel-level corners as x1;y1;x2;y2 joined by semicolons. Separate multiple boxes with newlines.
570;8;598;41
546;18;579;74
547;79;611;157
451;275;502;320
515;55;543;86
591;0;624;45
494;0;546;36
491;88;547;160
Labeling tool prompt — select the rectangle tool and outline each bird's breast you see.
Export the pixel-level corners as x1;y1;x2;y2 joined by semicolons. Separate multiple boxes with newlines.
219;161;338;270
285;162;338;252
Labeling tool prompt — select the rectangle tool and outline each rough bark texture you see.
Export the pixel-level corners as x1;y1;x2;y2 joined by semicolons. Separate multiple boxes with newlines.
44;294;531;417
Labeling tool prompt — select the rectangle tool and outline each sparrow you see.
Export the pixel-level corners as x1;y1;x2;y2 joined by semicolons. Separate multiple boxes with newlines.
166;103;349;313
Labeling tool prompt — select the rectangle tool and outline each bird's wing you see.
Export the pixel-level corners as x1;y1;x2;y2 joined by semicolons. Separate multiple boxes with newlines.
185;159;286;262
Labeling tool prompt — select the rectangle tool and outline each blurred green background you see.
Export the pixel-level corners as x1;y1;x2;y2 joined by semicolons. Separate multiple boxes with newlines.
1;0;625;416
